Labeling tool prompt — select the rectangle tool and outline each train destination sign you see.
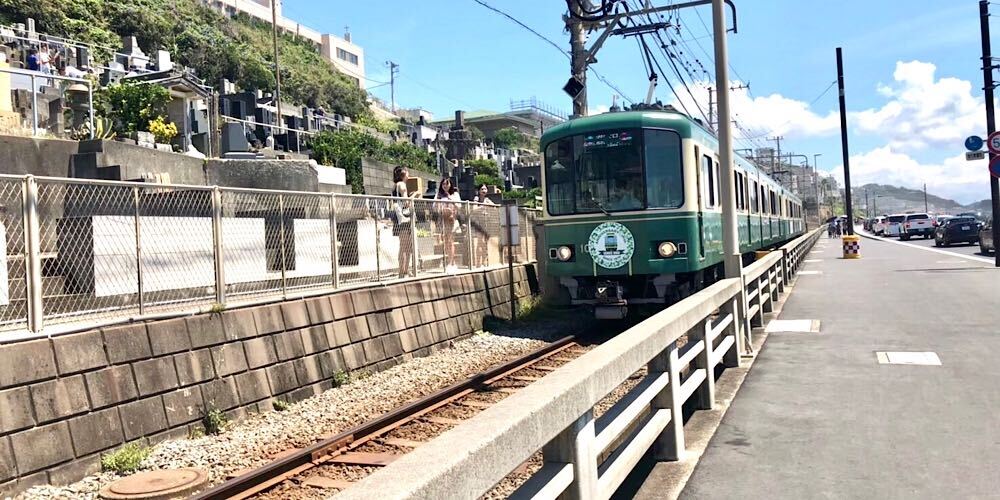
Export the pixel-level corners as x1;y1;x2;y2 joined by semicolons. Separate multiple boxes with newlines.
587;222;635;269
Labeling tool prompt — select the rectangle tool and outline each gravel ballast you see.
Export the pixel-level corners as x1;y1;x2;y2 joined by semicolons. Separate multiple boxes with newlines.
17;333;549;500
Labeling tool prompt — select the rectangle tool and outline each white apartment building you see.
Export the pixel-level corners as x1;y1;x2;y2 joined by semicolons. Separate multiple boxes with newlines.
203;0;367;89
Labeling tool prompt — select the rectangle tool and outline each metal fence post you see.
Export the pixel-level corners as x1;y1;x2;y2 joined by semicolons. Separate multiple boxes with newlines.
211;187;226;305
375;209;382;281
87;82;95;139
133;186;144;316
541;410;597;500
278;194;288;298
330;194;340;289
23;176;43;332
410;201;419;277
465;202;474;270
29;74;37;136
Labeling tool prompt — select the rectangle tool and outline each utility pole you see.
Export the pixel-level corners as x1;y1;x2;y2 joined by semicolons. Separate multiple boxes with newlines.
270;0;282;130
836;47;854;234
981;0;1000;267
568;1;589;117
711;0;740;281
865;188;870;218
769;136;783;174
923;183;929;213
386;61;400;113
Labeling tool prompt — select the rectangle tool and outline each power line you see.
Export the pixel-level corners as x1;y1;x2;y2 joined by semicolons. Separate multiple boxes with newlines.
469;0;634;104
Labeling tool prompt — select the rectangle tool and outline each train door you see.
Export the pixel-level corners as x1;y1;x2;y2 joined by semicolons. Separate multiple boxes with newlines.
694;146;706;259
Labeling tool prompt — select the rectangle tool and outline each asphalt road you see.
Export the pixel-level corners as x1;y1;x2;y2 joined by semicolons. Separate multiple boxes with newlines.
859;228;994;261
678;232;1000;499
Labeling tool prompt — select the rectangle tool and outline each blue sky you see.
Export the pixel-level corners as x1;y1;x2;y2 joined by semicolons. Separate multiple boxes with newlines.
282;0;995;204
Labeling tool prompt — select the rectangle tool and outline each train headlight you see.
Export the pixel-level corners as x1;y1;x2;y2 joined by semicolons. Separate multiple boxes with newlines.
556;246;574;262
657;241;678;258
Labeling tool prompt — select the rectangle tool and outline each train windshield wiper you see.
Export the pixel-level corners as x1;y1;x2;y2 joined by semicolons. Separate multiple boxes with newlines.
590;196;611;216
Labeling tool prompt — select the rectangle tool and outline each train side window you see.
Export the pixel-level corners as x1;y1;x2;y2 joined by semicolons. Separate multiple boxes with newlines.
643;129;684;209
735;172;744;210
750;180;758;213
702;155;716;208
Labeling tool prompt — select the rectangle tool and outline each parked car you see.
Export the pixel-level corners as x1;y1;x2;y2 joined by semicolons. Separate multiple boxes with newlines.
932;215;952;228
980;220;995;254
871;216;887;236
884;214;906;237
933;216;980;247
900;213;933;240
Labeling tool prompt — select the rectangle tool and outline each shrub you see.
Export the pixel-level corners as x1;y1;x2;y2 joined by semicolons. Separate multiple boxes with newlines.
202;407;228;435
332;370;350;387
99;82;171;135
148;116;178;143
272;399;290;412
101;442;151;474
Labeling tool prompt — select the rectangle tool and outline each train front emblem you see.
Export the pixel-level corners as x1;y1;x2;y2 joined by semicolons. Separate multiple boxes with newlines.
587;222;635;269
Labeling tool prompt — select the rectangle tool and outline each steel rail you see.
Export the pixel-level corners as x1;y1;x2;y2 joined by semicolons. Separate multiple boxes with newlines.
193;335;580;500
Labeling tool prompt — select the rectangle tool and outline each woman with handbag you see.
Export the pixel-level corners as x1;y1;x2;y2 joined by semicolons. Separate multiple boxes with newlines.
435;178;462;272
392;167;419;278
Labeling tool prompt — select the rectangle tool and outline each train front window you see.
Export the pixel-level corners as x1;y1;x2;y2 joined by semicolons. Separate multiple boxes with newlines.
545;128;682;215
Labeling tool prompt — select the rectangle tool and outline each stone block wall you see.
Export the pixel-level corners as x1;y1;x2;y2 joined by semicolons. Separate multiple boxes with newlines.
0;264;535;496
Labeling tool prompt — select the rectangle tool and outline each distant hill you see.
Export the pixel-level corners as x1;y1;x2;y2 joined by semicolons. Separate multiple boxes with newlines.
851;184;965;216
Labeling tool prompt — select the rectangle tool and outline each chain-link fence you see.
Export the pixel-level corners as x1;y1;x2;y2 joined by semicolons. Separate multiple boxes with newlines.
0;175;536;337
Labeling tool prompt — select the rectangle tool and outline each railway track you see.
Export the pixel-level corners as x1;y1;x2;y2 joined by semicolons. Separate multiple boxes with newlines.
193;336;589;500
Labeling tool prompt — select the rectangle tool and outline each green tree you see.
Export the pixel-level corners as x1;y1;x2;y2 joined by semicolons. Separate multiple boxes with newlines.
310;128;435;193
465;158;499;178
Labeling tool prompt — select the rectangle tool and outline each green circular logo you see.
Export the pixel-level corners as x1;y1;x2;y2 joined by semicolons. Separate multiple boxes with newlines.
587;222;635;269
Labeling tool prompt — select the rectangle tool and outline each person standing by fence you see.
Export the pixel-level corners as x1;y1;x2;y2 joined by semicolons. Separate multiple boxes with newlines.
435;178;461;272
472;184;495;268
392;167;419;278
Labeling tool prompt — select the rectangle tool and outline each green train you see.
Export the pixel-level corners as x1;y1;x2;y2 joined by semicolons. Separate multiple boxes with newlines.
540;106;805;319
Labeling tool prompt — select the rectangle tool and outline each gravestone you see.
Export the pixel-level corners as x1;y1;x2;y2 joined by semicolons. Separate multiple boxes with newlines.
221;123;250;154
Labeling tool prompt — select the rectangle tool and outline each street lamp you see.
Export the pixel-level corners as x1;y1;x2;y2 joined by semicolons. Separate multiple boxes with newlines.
812;154;822;222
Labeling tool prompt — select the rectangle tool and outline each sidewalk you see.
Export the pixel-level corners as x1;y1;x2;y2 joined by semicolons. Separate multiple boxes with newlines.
671;233;1000;499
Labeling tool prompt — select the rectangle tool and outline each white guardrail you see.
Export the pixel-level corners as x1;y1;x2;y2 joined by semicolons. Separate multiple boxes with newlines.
335;227;823;500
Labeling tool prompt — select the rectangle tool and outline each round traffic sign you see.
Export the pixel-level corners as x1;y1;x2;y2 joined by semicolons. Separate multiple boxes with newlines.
991;155;1000;179
989;132;1000;154
966;135;984;151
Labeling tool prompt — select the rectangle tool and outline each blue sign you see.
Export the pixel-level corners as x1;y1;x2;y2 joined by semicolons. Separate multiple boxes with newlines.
991;156;1000;179
966;135;984;152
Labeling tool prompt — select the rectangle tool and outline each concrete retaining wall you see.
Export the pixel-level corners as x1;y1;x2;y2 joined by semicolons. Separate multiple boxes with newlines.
0;264;535;496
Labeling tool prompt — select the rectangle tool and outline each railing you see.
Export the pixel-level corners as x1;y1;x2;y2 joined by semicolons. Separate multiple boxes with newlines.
0;175;538;339
335;227;823;500
0;66;95;138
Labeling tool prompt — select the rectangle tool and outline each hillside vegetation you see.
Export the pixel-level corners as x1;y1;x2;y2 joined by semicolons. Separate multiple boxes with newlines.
0;0;369;118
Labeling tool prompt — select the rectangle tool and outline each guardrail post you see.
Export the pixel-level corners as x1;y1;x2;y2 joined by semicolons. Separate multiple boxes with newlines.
330;194;340;288
542;410;597;500
23;176;43;333
691;321;715;410
722;298;742;367
650;341;685;461
778;250;788;293
749;277;763;328
211;186;226;305
761;271;774;314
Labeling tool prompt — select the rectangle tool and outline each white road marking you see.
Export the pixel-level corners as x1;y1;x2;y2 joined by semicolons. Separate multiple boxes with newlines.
798;271;823;275
803;259;822;263
876;351;941;366
765;319;820;333
857;230;993;264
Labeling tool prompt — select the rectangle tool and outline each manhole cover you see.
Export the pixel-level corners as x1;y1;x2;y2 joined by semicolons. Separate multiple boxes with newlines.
100;468;208;499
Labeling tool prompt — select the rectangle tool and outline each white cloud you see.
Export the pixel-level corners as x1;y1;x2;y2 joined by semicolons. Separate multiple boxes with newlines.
851;61;983;150
831;146;991;205
669;82;840;141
